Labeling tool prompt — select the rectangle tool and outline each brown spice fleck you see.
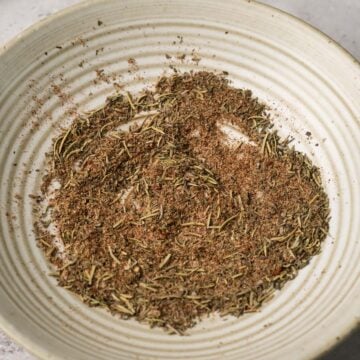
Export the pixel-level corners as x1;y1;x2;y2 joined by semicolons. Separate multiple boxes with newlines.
127;58;139;73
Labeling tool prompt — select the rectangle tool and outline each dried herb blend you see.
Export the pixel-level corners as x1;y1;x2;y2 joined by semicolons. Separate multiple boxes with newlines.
35;71;329;333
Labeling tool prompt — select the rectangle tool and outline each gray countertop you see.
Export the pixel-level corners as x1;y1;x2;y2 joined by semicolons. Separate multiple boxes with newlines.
0;0;359;359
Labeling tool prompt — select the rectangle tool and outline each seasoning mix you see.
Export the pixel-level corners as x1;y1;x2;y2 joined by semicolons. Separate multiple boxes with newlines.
34;71;329;333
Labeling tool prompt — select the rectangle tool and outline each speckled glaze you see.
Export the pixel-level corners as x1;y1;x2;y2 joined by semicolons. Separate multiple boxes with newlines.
0;1;359;359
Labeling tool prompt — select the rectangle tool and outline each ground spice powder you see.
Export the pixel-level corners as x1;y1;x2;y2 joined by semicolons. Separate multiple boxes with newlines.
35;71;329;333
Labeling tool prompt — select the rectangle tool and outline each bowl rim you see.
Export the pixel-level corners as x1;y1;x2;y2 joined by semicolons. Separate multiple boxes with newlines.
0;0;359;359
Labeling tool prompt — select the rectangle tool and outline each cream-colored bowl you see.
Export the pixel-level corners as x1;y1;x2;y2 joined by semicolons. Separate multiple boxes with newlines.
0;1;359;359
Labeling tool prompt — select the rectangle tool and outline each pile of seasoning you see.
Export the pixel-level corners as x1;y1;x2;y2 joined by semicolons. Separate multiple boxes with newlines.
35;71;329;333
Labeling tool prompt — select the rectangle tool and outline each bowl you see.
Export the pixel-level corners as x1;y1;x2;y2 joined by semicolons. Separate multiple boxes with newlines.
0;1;359;359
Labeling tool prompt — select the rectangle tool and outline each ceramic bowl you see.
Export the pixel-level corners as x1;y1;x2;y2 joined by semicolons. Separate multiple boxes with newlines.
0;1;359;359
